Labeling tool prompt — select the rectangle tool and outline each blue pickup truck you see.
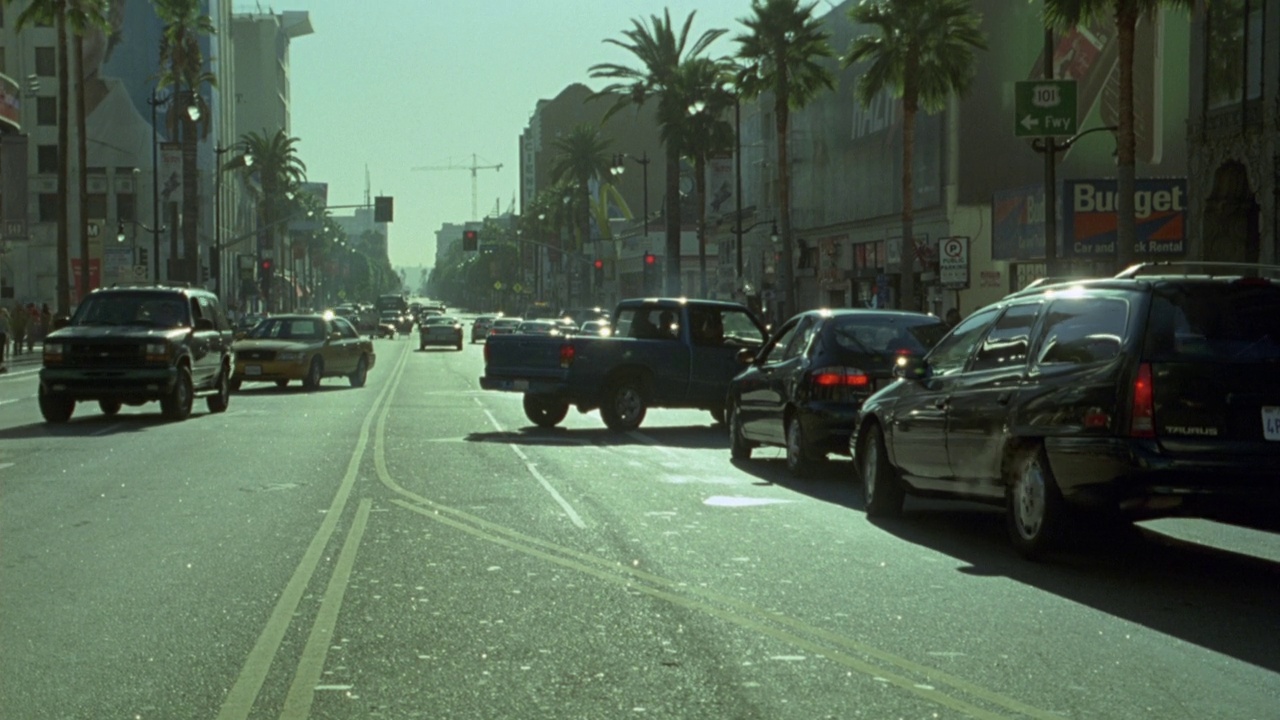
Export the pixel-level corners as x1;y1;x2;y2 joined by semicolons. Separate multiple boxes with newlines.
480;298;769;431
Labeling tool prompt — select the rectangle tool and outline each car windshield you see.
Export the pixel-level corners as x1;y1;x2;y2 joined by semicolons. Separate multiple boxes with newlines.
830;315;947;356
247;317;327;341
72;293;188;328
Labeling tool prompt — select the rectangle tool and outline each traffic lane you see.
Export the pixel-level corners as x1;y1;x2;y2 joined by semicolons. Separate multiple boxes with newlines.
458;394;1280;718
0;342;407;720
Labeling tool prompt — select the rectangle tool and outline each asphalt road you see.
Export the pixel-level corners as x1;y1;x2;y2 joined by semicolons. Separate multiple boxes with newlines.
1;334;1278;719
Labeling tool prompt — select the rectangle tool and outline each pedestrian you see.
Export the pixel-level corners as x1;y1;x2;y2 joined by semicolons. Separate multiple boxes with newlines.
0;307;9;371
40;303;52;334
26;303;39;352
10;302;27;356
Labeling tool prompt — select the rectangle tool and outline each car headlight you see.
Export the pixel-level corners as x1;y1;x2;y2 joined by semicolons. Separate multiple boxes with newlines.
43;342;65;363
145;341;168;362
277;351;303;362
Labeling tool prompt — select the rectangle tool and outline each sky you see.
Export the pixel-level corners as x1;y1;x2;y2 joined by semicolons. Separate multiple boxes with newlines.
288;0;845;271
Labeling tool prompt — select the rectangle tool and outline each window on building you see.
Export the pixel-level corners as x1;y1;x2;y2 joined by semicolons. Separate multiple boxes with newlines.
1205;0;1264;109
117;193;136;223
34;46;55;77
38;193;58;222
85;193;107;220
36;96;56;126
37;144;58;174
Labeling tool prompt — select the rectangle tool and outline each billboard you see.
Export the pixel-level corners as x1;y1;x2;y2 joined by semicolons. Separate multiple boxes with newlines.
1062;178;1187;257
0;73;20;132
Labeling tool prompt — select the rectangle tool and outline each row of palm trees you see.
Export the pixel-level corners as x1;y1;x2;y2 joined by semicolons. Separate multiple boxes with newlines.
544;0;1173;313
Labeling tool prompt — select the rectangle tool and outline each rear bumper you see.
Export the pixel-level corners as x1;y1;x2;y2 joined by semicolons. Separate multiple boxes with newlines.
1045;436;1280;517
419;332;462;346
232;358;309;382
799;401;862;455
41;366;177;399
480;376;570;396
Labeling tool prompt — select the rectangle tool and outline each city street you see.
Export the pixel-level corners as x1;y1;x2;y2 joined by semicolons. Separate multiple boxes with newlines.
1;334;1278;719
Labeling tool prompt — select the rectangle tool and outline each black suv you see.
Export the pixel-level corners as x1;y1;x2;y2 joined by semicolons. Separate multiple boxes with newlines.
39;284;234;423
852;262;1280;558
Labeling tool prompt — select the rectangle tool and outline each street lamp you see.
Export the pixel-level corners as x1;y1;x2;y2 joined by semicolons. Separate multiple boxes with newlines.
214;144;253;299
611;152;650;238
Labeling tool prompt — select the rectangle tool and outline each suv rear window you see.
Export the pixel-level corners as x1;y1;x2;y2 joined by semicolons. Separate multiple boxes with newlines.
1144;282;1280;362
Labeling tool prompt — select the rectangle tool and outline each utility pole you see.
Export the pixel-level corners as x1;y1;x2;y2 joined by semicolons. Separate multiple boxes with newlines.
411;154;503;220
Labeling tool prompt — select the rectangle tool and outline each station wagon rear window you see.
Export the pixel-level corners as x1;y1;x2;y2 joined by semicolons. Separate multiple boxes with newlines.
1035;297;1128;366
1144;283;1280;362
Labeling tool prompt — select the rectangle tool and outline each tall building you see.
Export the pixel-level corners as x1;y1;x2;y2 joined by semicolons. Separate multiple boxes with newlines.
231;10;312;139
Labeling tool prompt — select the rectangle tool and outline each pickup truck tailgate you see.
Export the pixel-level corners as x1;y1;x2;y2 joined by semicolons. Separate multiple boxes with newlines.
481;334;570;391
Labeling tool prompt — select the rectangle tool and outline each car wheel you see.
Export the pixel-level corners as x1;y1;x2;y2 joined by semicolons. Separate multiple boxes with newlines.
229;377;242;392
161;365;194;421
523;394;569;428
206;364;231;413
861;423;905;518
39;385;75;424
728;400;753;461
1006;444;1067;560
785;414;822;478
455;339;463;351
600;379;646;432
419;341;426;351
275;379;290;389
709;404;726;425
349;356;369;387
303;357;324;390
98;399;122;417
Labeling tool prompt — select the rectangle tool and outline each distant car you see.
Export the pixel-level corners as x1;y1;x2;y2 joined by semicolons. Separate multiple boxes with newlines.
471;315;501;343
488;318;523;337
419;315;464;351
230;313;375;391
726;309;949;477
516;320;565;336
580;320;611;337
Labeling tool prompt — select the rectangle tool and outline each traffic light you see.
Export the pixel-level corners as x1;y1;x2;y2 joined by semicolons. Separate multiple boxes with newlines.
374;196;394;222
463;229;479;252
642;251;657;293
593;259;604;285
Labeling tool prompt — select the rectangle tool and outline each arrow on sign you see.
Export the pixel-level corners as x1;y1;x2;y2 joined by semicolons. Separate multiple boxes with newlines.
1020;115;1040;132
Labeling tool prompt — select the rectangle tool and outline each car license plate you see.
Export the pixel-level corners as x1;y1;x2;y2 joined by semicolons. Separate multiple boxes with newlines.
1263;407;1280;440
245;365;262;376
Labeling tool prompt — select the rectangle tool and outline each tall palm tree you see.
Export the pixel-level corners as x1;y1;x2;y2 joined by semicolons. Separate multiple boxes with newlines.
590;9;727;297
1041;0;1190;272
233;129;306;311
548;123;614;254
69;1;109;302
735;0;835;315
678;56;737;298
844;0;986;312
9;0;72;313
154;0;216;284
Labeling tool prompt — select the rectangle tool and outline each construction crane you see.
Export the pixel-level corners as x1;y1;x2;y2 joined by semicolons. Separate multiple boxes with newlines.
411;154;503;220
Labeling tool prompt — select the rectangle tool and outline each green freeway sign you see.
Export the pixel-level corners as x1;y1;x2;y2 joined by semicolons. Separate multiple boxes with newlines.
1014;80;1077;138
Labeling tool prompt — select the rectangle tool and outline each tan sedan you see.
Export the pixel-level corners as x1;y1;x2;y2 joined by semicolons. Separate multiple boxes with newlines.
231;314;376;391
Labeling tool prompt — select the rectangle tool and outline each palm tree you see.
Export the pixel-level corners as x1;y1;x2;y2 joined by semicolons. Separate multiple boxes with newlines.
735;0;836;315
844;0;986;312
154;0;216;284
69;1;109;302
1041;0;1190;273
590;9;727;297
548;123;614;253
678;56;737;297
232;130;306;311
9;0;72;313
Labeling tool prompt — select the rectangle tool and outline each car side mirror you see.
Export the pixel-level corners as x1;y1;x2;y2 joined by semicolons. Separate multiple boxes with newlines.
893;354;930;381
735;347;757;365
330;331;342;341
194;318;215;331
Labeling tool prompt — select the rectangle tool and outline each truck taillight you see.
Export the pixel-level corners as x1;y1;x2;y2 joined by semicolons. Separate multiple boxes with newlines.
559;343;576;369
1130;362;1155;438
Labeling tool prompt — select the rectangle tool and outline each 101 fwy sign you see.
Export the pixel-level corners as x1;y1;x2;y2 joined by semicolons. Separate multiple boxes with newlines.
1063;178;1187;257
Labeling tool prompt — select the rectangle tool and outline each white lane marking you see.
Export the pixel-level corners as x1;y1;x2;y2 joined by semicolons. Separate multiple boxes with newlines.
0;398;26;406
0;463;14;471
703;496;793;507
483;407;586;529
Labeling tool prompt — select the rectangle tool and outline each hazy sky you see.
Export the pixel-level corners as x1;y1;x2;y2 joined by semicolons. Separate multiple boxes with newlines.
288;0;841;270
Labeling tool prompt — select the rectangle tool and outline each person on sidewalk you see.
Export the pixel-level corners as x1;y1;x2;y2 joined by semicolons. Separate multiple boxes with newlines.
25;303;39;353
0;307;9;372
10;302;27;356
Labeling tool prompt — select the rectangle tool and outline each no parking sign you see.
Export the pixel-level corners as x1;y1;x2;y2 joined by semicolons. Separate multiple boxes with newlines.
938;236;970;290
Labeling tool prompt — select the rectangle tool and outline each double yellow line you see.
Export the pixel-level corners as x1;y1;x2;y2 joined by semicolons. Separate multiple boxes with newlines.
220;342;1061;720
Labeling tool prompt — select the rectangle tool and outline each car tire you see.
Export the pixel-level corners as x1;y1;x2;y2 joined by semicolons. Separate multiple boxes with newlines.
785;414;822;478
303;357;324;391
455;339;463;351
728;400;753;461
39;385;75;424
229;377;242;392
861;423;905;518
207;364;231;413
600;379;646;432
98;399;122;417
1006;444;1067;561
709;404;726;425
161;365;194;421
349;356;369;387
523;394;569;428
276;380;289;389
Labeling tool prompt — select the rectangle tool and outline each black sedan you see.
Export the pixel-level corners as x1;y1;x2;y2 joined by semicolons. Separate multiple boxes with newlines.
726;309;948;477
419;315;464;351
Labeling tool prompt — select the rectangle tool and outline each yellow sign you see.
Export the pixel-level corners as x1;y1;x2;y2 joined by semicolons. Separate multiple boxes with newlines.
513;283;523;293
493;281;503;290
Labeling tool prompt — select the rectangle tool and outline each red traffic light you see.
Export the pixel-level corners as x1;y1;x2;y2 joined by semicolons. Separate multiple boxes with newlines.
644;252;655;265
593;259;604;270
260;259;273;271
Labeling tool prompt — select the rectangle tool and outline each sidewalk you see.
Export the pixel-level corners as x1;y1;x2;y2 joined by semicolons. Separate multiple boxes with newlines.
1;343;43;372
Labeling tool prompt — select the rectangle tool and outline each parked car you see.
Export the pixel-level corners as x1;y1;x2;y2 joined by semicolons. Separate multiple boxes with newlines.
471;315;501;343
852;262;1280;559
419;315;464;351
38;284;234;423
481;299;768;431
231;313;375;391
727;309;949;477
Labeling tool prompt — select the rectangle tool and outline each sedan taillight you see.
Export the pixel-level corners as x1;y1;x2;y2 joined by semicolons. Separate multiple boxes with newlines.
809;366;870;402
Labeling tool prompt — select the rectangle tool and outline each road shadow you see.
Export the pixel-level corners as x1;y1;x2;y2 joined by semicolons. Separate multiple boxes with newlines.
233;383;354;394
464;423;733;451
863;501;1280;674
0;407;211;439
415;347;465;353
729;455;864;508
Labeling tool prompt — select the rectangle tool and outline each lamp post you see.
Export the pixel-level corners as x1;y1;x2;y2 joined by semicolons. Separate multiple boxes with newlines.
214;145;252;299
146;90;171;282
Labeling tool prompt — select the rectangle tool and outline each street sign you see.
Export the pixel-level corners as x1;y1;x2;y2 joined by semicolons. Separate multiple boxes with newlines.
493;281;503;291
938;236;970;289
513;283;523;293
132;265;148;280
1014;80;1077;138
